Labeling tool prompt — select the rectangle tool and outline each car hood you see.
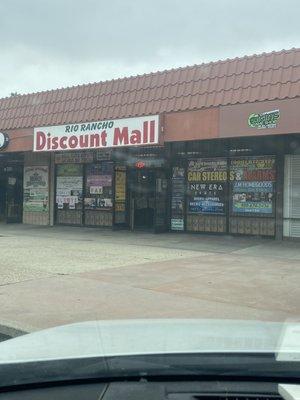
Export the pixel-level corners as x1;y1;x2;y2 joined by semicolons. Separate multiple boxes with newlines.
0;319;299;364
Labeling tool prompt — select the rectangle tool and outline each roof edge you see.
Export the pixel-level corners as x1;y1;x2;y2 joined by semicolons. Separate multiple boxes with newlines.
1;47;299;101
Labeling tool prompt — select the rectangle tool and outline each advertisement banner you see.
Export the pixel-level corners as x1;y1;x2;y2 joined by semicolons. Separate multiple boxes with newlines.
34;115;159;152
230;156;275;215
187;158;227;182
187;158;227;215
23;166;48;212
188;182;226;213
171;167;185;230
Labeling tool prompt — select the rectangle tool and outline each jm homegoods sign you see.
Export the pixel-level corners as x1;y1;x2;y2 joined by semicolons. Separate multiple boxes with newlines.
33;115;159;152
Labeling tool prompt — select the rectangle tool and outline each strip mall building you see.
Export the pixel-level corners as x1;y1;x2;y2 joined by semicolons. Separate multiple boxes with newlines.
1;48;300;239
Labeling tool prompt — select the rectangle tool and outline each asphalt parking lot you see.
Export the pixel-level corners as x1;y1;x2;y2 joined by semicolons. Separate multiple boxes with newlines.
0;224;299;335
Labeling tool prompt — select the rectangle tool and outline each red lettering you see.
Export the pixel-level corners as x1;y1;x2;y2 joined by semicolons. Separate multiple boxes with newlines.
143;121;148;143
150;120;155;142
90;133;100;147
130;129;141;144
243;170;275;181
35;131;46;150
59;136;68;149
113;127;128;146
69;135;78;148
52;136;59;150
47;133;51;149
79;135;89;148
101;130;107;146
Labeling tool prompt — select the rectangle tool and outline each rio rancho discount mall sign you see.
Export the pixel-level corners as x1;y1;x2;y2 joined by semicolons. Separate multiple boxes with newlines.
33;115;159;152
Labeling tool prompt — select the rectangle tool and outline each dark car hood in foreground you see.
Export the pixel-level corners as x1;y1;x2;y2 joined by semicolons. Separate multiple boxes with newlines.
0;319;299;388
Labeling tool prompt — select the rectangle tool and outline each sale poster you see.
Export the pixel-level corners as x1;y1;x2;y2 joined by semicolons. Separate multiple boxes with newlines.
230;157;275;215
187;159;227;215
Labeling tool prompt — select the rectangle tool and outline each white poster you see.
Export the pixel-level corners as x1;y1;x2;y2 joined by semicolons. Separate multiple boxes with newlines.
23;166;49;212
171;218;184;231
56;176;83;194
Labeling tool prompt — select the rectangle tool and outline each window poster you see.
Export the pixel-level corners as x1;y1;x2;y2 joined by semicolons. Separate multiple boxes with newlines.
84;162;113;210
56;164;83;210
114;166;126;224
187;158;227;214
23;166;49;212
171;166;185;230
230;156;276;215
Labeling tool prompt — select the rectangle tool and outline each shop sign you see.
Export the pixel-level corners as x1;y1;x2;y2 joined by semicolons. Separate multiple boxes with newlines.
23;166;48;212
248;109;280;129
187;159;227;182
187;159;227;215
230;156;275;215
0;132;9;150
34;115;159;152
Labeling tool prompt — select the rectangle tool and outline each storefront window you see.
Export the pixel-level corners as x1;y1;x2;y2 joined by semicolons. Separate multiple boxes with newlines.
84;162;113;210
229;156;276;216
56;164;83;211
187;158;227;215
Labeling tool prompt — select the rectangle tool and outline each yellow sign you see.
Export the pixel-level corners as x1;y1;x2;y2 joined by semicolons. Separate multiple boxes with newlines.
115;170;126;201
187;171;227;182
115;202;125;212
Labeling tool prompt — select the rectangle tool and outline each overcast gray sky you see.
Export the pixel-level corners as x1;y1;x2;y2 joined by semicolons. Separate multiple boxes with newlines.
0;0;299;98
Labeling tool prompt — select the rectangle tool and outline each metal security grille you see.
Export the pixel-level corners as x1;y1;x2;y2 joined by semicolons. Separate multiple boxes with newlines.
284;155;300;237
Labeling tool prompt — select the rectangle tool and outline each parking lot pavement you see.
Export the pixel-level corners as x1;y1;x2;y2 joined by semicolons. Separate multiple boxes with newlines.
0;224;299;333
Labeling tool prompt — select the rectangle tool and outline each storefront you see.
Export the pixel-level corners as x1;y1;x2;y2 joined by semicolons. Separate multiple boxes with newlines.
1;48;300;238
1;107;300;239
51;146;169;232
168;137;279;237
29;114;169;232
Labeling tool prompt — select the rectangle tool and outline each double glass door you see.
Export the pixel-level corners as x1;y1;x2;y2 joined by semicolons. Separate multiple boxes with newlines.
0;166;23;223
128;168;169;232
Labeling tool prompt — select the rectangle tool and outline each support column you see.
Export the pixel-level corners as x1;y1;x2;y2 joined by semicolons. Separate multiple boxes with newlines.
275;150;284;240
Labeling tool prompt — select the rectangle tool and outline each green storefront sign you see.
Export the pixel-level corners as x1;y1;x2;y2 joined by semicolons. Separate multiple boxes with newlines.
248;109;280;129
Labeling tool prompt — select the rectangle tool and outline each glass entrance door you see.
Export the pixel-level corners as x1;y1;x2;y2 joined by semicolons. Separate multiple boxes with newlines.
128;168;169;232
129;169;156;230
5;166;23;223
0;166;6;222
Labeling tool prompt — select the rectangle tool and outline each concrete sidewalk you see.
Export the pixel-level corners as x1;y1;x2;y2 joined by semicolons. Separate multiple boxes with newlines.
0;224;299;334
